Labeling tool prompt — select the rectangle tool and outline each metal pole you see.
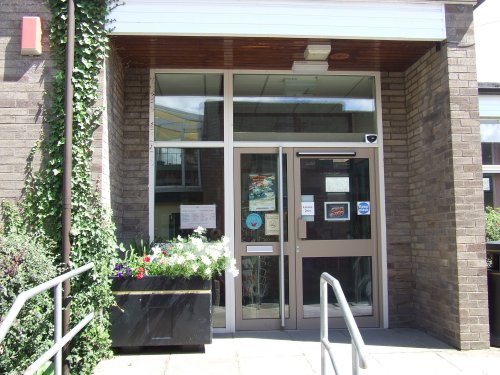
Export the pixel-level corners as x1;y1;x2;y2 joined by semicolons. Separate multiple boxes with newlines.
278;147;285;328
54;283;63;375
320;279;327;375
62;0;75;374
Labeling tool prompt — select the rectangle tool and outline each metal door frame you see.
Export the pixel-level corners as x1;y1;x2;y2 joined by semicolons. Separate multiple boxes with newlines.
234;146;381;330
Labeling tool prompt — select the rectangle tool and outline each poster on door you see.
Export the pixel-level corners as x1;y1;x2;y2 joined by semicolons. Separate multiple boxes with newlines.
324;202;350;221
249;173;276;211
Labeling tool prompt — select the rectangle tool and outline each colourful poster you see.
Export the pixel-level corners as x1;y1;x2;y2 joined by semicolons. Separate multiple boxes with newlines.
324;202;350;221
249;173;276;211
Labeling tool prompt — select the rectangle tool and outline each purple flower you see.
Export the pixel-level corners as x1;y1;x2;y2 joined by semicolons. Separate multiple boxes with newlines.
126;267;132;275
116;272;123;279
114;264;124;271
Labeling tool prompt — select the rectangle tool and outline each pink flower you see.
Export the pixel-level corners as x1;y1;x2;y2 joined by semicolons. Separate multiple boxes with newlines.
143;256;151;262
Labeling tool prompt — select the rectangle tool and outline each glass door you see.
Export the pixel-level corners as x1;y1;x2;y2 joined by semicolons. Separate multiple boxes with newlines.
234;148;296;330
294;148;379;328
234;147;379;330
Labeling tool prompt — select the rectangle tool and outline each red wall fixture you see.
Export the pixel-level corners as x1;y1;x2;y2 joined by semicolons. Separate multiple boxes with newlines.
21;16;42;55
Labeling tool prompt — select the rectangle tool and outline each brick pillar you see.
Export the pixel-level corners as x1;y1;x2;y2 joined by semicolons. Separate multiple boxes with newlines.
404;4;488;349
446;4;489;350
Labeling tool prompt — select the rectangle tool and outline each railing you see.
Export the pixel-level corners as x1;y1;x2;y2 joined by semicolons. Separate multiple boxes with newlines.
0;263;95;375
320;272;368;375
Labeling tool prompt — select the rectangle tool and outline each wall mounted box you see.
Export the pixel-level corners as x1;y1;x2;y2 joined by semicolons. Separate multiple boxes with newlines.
21;16;42;56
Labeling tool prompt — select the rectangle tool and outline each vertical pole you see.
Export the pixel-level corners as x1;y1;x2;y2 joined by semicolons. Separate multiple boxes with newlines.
54;283;62;375
320;278;327;375
62;0;75;374
278;147;285;328
352;339;359;375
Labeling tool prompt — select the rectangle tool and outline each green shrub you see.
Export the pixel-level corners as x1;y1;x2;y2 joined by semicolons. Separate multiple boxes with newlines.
0;232;57;375
485;206;500;242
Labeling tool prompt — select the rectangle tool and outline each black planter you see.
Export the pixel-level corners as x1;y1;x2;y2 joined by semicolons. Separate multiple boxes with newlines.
110;276;212;347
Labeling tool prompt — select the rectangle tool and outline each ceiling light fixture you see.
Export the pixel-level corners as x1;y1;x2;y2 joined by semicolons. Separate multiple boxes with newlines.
304;44;331;61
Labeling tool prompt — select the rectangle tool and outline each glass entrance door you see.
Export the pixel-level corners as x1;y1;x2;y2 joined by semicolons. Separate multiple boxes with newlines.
234;148;379;330
294;148;379;328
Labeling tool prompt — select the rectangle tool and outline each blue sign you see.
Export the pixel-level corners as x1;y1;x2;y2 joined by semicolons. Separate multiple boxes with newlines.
246;213;263;230
357;201;370;215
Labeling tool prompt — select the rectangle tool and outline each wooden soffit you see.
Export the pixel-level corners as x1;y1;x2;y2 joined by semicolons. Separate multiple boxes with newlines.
110;36;436;72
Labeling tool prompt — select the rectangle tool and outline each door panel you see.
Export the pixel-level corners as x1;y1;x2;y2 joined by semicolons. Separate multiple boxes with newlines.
294;148;379;328
234;148;296;330
234;148;378;330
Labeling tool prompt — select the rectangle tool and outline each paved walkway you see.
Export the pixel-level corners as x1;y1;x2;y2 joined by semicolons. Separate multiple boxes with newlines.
93;328;500;375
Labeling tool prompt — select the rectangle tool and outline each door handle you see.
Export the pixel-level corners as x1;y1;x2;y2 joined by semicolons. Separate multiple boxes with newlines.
298;219;307;239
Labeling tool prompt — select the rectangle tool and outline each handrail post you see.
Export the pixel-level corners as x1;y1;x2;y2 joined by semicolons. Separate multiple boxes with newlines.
320;279;327;375
352;339;359;375
320;272;368;375
0;263;95;375
54;282;63;375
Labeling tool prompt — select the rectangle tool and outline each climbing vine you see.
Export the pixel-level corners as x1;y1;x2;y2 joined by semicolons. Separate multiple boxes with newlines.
18;0;121;373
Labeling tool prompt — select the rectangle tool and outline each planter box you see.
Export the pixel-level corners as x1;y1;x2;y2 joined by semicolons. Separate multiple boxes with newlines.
110;276;212;347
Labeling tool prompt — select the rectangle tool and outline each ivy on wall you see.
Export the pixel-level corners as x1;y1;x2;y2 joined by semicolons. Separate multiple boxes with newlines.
18;0;121;373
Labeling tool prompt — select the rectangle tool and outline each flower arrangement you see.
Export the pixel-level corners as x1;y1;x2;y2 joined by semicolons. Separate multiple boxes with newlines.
113;227;239;280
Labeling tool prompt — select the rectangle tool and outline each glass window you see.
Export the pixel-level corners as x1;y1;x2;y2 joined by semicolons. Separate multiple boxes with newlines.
154;147;225;327
154;148;224;241
241;255;289;319
484;174;494;208
154;73;223;141
300;157;371;240
233;74;376;142
240;153;288;242
302;256;372;318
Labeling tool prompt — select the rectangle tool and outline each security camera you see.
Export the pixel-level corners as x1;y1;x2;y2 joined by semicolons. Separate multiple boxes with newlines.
365;134;378;144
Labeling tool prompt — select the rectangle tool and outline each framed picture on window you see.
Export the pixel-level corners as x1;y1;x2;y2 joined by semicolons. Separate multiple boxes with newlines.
324;202;350;221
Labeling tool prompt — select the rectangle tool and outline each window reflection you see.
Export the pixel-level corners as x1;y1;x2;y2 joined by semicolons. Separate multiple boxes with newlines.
154;74;223;141
233;74;377;142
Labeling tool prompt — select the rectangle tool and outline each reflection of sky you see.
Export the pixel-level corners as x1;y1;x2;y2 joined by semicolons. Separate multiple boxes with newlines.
156;96;221;115
234;96;375;111
481;123;500;142
156;95;375;114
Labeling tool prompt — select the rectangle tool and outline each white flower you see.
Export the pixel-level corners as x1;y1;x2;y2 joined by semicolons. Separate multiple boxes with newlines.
151;245;161;261
194;226;206;235
191;237;204;251
175;255;186;265
201;255;211;266
204;268;212;276
186;252;196;261
192;264;199;272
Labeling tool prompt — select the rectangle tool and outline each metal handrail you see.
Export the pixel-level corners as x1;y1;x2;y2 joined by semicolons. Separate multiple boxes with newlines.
0;262;95;375
320;272;368;375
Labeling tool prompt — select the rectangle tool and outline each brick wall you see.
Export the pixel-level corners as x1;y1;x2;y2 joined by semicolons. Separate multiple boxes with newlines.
120;68;150;243
381;72;414;327
445;4;489;350
0;1;52;205
104;46;125;240
400;4;488;349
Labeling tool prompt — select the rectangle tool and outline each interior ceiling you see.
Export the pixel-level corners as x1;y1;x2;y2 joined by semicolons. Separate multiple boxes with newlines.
111;36;437;72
